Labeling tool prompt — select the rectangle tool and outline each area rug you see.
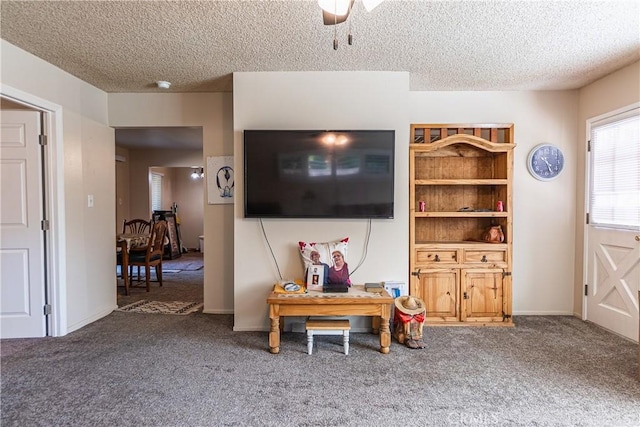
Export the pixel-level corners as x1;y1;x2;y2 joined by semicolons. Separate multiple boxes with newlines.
163;260;203;271
116;300;203;315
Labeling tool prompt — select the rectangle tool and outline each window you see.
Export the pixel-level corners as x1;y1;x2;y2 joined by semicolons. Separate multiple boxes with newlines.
150;172;163;213
588;106;640;229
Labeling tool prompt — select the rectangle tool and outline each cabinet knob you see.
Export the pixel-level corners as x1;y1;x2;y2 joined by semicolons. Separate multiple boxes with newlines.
434;254;440;262
481;255;487;263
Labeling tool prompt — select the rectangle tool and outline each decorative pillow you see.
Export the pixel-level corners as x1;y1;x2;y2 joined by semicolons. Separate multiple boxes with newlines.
298;237;349;271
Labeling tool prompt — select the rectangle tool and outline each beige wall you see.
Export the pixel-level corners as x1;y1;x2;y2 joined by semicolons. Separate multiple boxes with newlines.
408;90;579;316
233;72;584;331
128;150;201;219
3;37;637;335
233;71;411;331
108;93;234;314
173;167;204;249
115;146;130;229
575;61;640;316
1;40;115;334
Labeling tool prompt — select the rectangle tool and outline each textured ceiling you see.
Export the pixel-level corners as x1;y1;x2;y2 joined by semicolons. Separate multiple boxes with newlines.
2;0;639;93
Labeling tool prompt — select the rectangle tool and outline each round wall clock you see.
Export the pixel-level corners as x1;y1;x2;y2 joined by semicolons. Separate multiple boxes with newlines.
527;144;565;181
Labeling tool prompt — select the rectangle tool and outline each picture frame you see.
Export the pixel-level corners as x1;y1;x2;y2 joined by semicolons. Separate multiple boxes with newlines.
306;264;325;292
206;156;234;204
163;213;181;259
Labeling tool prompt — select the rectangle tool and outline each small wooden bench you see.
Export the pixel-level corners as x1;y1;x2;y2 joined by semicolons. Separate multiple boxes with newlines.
306;319;350;355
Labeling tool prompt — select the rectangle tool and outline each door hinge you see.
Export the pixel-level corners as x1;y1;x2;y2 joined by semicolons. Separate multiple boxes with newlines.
43;304;52;315
41;220;50;231
39;134;47;146
411;269;421;277
587;140;591;152
502;313;512;321
584;284;588;296
586;213;589;224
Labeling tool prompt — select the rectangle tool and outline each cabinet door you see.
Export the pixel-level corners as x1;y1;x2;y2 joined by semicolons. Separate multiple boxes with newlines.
461;269;505;323
415;269;459;323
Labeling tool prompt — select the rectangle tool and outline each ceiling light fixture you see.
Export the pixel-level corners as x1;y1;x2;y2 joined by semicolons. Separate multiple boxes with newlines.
190;167;204;179
318;0;350;16
318;0;385;49
156;80;171;89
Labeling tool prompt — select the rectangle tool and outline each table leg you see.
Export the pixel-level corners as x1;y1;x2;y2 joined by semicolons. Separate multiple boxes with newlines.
371;316;380;335
269;304;281;354
379;305;391;354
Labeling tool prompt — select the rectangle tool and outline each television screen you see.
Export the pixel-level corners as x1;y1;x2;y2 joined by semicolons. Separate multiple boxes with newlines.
244;130;395;218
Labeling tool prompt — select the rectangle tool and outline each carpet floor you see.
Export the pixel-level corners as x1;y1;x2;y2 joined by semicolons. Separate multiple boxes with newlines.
1;314;639;426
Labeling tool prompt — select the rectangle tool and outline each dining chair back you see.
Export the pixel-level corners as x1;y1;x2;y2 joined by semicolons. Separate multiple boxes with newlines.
128;220;167;292
122;218;151;235
122;218;152;282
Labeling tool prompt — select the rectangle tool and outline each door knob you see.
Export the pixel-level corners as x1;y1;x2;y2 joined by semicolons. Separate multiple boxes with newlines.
636;235;640;241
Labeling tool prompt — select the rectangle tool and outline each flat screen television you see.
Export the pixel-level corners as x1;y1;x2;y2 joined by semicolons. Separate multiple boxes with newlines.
244;130;395;219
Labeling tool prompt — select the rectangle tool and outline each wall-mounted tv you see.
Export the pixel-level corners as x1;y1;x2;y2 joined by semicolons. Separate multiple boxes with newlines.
244;130;395;219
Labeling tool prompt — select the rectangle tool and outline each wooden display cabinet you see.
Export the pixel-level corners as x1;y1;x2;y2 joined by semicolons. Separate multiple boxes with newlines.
409;124;515;325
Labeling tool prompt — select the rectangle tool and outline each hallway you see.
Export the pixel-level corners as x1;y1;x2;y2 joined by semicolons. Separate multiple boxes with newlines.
117;251;204;307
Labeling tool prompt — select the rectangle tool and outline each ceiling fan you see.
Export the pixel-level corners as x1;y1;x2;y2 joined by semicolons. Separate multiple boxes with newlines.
318;0;385;49
318;0;385;25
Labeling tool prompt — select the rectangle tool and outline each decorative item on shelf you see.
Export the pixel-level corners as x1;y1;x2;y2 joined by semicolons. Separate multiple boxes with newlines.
527;143;565;181
418;200;426;212
482;225;505;243
496;201;504;212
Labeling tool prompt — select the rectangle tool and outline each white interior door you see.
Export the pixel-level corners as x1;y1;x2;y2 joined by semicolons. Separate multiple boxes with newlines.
586;228;639;340
0;110;47;338
585;105;639;341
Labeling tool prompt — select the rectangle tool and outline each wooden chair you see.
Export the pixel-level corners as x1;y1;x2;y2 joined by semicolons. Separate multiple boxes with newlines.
122;218;151;280
122;218;151;235
128;220;167;292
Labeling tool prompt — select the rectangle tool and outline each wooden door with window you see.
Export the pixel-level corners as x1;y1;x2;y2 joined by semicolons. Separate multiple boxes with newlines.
585;105;640;341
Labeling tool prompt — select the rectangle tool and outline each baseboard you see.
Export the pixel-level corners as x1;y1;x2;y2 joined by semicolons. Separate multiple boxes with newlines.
202;308;233;314
513;310;575;316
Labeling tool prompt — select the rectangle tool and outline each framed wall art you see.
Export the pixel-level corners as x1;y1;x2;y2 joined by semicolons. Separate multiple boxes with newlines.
206;156;234;205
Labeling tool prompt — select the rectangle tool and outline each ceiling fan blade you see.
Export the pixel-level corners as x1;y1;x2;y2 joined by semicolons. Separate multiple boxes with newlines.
321;0;354;25
362;0;384;12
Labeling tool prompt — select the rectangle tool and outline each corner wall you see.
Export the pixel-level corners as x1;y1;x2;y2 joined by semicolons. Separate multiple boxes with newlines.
575;61;640;316
108;93;234;314
1;40;115;334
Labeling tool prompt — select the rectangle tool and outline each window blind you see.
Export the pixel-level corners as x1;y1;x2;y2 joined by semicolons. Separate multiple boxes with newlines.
151;172;163;212
589;108;640;229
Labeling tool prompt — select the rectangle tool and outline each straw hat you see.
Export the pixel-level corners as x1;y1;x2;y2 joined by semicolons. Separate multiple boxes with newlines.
394;296;426;315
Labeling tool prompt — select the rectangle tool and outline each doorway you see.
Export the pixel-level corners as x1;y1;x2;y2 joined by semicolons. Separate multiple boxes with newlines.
584;104;640;341
0;92;64;338
114;127;204;306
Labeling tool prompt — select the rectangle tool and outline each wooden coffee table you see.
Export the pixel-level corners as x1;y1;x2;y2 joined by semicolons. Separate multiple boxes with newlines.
266;285;394;354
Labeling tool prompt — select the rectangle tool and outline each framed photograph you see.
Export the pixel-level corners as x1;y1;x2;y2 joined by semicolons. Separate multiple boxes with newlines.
306;264;325;292
207;156;234;204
